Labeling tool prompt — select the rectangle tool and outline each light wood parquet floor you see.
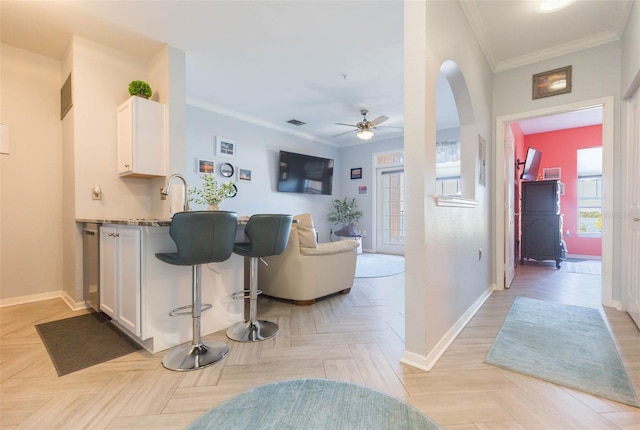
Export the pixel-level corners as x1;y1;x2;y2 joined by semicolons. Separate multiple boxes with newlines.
1;260;639;429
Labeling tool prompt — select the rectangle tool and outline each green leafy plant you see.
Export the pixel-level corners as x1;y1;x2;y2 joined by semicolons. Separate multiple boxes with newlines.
128;80;152;99
188;175;236;206
328;197;363;226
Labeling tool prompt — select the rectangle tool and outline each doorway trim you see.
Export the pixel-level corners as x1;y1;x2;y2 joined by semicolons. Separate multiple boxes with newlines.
494;96;614;307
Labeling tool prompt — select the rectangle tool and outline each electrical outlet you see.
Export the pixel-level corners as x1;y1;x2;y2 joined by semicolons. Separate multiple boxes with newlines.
91;185;102;200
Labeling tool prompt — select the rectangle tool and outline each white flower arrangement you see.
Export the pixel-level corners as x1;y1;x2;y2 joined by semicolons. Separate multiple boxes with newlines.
188;175;236;206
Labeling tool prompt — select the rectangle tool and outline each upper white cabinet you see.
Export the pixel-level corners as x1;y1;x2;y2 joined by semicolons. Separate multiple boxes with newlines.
117;96;166;178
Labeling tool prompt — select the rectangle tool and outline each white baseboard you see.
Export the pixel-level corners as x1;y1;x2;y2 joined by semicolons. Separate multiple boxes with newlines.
0;290;88;311
400;284;494;371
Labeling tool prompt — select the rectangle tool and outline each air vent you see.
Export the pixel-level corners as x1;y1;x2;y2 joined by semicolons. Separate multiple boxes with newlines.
60;73;73;120
286;119;306;126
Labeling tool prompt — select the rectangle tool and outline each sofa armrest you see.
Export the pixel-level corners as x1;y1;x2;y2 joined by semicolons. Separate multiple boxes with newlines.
300;240;359;255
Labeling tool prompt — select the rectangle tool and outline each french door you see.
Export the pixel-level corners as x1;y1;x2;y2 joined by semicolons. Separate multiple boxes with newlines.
376;168;405;255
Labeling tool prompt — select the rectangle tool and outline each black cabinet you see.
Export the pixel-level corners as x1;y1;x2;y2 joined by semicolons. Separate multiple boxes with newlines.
520;180;563;269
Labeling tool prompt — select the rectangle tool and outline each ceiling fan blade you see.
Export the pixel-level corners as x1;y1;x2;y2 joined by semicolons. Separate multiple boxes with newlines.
332;129;356;138
374;125;404;130
335;122;358;127
368;115;389;127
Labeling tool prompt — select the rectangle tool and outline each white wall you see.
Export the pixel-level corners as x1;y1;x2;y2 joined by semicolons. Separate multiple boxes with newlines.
186;105;342;239
403;0;493;368
0;45;64;303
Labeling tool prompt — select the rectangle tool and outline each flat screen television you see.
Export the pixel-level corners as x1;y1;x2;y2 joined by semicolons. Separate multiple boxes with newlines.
277;150;334;195
520;147;542;181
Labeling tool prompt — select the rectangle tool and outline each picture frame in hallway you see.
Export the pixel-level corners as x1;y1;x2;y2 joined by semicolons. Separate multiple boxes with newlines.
216;136;236;159
532;66;572;99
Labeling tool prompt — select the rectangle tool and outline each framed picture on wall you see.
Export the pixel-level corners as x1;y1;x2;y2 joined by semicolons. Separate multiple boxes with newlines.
197;159;214;174
543;167;561;180
357;185;368;195
351;167;362;180
532;66;572;99
238;168;252;182
216;136;236;159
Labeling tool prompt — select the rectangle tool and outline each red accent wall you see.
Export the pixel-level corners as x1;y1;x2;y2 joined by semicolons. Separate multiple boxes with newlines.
523;125;602;257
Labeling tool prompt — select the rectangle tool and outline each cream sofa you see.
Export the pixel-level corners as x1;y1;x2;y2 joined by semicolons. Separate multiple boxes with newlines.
258;214;360;305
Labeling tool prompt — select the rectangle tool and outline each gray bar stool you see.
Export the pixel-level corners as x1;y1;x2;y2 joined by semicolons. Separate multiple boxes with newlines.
227;214;293;342
155;211;238;371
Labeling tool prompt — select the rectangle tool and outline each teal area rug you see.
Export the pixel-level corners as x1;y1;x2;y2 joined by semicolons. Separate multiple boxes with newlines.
485;296;639;407
187;379;442;430
355;253;404;278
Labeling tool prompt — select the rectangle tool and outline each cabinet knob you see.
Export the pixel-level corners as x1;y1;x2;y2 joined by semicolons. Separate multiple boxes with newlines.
124;164;130;168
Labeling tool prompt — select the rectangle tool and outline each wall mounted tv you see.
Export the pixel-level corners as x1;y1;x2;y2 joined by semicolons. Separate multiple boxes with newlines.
520;147;543;181
277;150;334;195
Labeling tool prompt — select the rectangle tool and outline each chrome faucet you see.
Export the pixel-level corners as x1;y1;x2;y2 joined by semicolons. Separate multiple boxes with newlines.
161;174;190;213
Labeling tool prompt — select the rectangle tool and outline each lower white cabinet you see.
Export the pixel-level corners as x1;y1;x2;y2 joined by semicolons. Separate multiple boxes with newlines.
100;225;141;336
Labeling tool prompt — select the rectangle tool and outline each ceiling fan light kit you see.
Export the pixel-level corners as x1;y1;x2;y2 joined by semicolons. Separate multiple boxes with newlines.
356;128;375;140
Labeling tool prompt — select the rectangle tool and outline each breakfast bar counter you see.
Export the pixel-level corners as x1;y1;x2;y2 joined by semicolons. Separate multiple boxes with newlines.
77;218;245;353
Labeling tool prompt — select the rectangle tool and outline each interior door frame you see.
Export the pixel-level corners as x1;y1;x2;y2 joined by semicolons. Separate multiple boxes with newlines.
494;97;614;307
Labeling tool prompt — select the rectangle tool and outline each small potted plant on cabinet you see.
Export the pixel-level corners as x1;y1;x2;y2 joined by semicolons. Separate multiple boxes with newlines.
128;80;152;99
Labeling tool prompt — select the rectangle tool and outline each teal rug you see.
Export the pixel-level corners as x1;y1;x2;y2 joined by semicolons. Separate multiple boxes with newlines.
187;379;442;429
355;253;404;278
485;296;639;407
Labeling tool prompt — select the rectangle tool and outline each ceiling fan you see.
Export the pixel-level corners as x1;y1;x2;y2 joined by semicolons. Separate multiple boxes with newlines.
333;109;396;141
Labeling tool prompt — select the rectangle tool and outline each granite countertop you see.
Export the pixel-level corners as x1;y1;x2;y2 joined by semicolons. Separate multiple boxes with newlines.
76;218;172;226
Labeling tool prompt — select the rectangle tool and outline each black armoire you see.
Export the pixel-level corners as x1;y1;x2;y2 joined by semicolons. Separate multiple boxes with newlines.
520;180;563;269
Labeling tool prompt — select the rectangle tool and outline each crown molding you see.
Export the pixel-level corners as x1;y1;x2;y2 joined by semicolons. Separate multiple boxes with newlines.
494;31;620;73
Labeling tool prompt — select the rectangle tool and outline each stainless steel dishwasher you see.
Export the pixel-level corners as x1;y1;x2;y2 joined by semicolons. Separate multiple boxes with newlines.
82;223;101;312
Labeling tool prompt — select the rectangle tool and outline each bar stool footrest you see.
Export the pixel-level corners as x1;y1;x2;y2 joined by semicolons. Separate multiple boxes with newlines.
232;289;262;300
169;303;213;317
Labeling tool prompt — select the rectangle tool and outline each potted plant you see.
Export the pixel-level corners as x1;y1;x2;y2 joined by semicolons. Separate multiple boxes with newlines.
328;197;363;227
128;80;152;99
188;175;236;210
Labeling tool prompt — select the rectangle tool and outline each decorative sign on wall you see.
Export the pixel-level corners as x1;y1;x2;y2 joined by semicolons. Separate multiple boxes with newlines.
532;66;572;99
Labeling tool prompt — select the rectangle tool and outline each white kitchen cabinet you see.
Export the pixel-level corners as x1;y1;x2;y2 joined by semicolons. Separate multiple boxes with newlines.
100;225;142;336
117;96;166;178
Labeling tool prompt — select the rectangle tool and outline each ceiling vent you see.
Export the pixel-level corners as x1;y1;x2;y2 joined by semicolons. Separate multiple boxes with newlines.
286;119;306;126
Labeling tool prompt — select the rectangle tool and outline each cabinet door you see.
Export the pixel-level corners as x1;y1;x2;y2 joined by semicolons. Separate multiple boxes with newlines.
117;100;133;175
99;226;118;318
117;96;165;178
116;227;141;336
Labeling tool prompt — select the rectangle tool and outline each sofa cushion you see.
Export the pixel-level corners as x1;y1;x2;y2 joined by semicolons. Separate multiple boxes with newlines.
293;213;317;248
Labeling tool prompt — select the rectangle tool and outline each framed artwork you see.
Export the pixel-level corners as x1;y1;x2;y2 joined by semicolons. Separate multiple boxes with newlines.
357;185;368;195
532;66;572;99
197;159;214;174
238;168;252;182
351;167;362;180
216;136;236;159
478;135;486;186
543;167;561;180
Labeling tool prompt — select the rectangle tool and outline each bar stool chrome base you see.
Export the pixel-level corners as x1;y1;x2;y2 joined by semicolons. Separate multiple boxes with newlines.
162;340;229;372
226;320;278;342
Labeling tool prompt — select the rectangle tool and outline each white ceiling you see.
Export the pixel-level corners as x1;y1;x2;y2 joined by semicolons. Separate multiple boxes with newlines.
1;1;633;144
